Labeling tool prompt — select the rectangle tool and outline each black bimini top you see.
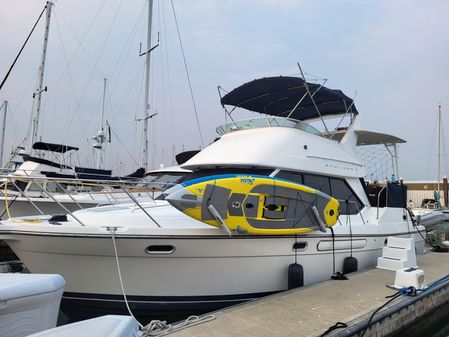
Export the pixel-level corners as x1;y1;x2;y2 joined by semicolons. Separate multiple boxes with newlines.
33;141;79;153
220;76;358;121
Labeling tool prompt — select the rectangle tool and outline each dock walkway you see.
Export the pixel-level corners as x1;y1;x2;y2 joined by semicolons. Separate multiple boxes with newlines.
169;252;449;337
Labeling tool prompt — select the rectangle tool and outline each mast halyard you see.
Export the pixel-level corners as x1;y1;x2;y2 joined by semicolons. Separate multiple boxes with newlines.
140;0;154;172
28;1;53;156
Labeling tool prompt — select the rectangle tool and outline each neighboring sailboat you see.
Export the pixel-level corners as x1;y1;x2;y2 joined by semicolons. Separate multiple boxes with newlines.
411;104;449;222
0;1;154;219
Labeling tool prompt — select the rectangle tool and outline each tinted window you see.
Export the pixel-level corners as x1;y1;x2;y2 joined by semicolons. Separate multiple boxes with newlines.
330;178;363;214
276;170;363;215
276;171;303;184
144;173;186;191
303;174;331;195
181;168;274;183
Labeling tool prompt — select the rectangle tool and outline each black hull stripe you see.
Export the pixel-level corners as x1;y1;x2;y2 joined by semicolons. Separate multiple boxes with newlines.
63;291;277;304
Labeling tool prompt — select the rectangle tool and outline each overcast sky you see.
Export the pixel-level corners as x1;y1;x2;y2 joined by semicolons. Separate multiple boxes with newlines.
0;0;448;179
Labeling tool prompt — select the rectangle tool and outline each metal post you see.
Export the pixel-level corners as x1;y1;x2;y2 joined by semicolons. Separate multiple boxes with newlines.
0;101;7;167
9;180;45;215
393;143;399;181
437;104;442;193
29;1;53;154
119;184;161;227
30;179;86;226
443;175;448;208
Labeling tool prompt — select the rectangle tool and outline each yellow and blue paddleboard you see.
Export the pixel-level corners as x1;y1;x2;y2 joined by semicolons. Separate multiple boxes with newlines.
165;174;339;235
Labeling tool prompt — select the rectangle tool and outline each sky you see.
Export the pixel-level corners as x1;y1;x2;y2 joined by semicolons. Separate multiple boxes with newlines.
0;0;448;179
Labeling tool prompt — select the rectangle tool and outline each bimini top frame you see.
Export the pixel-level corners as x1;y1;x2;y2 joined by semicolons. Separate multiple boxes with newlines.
219;76;358;122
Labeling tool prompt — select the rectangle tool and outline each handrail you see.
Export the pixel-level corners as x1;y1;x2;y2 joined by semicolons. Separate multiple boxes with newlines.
376;186;387;220
21;172;86;226
55;181;84;210
9;180;45;216
0;174;179;226
119;184;161;228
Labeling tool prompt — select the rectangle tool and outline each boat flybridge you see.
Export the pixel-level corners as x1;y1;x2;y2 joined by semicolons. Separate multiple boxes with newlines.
0;76;425;319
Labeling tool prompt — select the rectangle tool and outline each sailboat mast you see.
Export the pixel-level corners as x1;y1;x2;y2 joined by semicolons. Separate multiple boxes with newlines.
140;0;154;171
438;104;442;192
0;101;7;167
29;1;53;155
94;78;107;170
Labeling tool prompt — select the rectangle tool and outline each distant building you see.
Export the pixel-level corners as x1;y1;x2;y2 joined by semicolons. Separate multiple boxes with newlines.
403;180;449;208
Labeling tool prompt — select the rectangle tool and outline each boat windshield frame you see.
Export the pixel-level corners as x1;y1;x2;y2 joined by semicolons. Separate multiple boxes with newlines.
216;117;322;136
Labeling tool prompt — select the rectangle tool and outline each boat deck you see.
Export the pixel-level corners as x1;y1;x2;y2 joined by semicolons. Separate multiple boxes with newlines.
169;251;449;337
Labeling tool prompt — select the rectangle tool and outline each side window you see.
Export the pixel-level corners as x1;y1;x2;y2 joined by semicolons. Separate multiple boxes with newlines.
27;182;42;192
276;171;303;184
303;174;331;195
330;178;363;214
276;170;364;215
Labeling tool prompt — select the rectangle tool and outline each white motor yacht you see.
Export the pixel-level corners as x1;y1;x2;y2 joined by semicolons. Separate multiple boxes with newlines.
0;76;426;319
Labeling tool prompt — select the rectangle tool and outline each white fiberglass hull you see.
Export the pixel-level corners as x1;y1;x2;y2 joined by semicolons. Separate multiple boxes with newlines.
0;205;425;316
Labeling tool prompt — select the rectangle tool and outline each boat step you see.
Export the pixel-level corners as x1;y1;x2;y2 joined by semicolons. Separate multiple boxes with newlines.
377;237;417;271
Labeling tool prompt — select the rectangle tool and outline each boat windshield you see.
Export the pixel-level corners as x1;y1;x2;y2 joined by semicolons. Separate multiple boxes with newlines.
216;117;321;136
140;173;187;191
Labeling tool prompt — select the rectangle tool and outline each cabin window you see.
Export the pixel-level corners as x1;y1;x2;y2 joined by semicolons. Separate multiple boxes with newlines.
27;182;42;192
303;174;331;195
276;171;303;184
276;170;363;214
46;182;68;193
329;178;363;214
181;168;274;183
144;173;186;191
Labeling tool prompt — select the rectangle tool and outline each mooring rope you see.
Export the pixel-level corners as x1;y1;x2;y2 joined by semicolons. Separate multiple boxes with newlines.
108;227;216;335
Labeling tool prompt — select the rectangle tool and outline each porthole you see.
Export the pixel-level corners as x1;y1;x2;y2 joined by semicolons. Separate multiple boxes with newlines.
293;242;307;251
145;245;176;254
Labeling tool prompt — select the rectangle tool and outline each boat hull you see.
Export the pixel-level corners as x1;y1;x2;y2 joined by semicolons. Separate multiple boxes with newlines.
1;228;425;319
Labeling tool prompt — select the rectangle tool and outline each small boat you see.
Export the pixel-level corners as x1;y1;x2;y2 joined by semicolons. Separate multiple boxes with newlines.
0;273;65;337
27;315;139;337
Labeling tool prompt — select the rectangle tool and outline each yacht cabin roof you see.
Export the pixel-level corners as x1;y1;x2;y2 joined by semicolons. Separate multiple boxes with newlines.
220;76;358;121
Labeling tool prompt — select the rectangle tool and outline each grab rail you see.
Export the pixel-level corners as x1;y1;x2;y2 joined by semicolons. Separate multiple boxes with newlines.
0;173;178;226
376;186;386;220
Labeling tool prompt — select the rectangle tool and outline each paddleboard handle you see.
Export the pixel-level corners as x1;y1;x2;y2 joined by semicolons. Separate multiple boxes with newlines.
311;205;327;233
207;203;232;237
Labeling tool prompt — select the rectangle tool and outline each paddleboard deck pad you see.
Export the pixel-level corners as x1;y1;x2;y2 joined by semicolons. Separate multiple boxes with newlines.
165;174;339;235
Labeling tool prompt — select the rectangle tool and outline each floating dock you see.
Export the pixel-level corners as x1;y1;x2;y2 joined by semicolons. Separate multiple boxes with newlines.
169;252;449;337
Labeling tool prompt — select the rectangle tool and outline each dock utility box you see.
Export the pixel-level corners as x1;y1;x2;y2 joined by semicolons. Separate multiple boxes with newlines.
0;274;65;337
27;315;139;337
